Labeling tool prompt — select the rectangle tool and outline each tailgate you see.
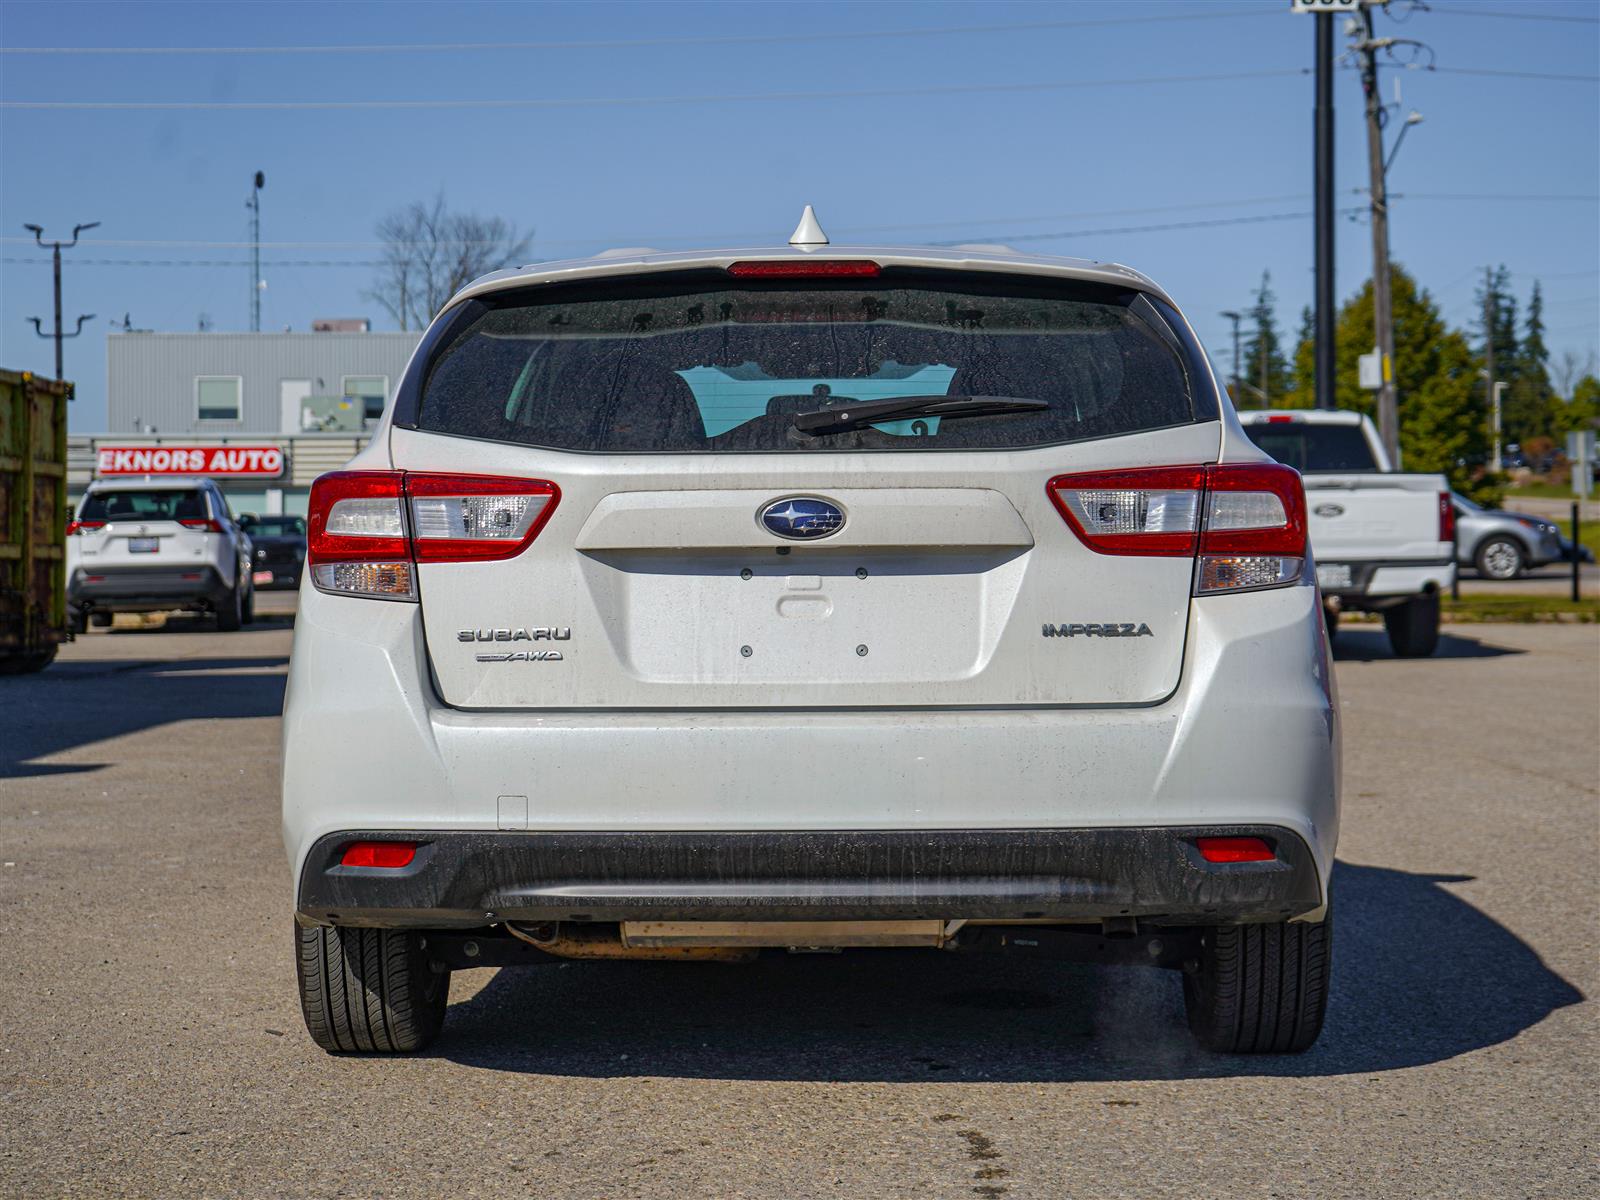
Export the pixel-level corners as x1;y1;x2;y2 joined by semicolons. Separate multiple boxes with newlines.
1303;475;1449;561
394;423;1219;709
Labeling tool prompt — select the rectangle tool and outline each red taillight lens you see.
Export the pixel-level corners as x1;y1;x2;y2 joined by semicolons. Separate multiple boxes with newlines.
1200;464;1307;557
339;840;418;869
306;469;560;599
406;473;560;563
726;260;881;278
1265;414;1295;424
1196;836;1275;863
179;518;225;533
66;520;105;536
1438;491;1455;543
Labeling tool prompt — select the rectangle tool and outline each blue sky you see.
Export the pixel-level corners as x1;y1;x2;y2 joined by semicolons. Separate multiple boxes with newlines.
1;0;1595;431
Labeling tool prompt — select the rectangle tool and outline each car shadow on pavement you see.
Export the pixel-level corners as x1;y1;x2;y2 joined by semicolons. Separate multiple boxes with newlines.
0;656;287;778
1331;629;1526;662
435;861;1582;1082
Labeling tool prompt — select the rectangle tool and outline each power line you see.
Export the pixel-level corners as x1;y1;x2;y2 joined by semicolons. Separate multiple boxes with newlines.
0;195;1324;250
0;9;1279;56
13;60;1590;112
0;69;1306;111
0;208;1364;269
1426;4;1600;24
939;208;1383;246
1397;192;1600;202
1429;66;1600;81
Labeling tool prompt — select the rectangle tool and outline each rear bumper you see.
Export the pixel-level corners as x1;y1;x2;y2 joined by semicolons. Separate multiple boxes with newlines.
1320;557;1453;604
296;825;1323;928
283;581;1340;913
68;565;228;610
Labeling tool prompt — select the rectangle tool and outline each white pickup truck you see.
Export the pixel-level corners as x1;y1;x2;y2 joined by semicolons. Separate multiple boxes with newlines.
1238;410;1455;657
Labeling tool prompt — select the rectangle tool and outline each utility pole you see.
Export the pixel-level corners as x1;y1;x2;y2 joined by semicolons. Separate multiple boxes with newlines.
1355;5;1400;465
1483;268;1502;472
1220;310;1243;408
247;171;265;332
23;221;99;384
1259;322;1270;408
1314;11;1336;410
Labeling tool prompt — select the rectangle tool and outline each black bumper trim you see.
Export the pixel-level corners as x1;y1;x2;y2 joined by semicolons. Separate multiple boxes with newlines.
297;827;1324;928
69;565;228;607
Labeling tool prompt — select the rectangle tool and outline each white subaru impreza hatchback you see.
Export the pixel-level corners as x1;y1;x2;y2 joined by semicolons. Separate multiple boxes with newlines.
283;213;1339;1056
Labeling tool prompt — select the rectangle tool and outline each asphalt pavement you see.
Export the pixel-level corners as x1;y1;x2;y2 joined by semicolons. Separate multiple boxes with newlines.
1;600;1596;1198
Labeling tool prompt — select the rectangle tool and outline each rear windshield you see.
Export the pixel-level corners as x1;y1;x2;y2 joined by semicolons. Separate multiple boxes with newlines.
415;271;1213;453
241;515;306;536
80;489;207;521
1242;422;1380;473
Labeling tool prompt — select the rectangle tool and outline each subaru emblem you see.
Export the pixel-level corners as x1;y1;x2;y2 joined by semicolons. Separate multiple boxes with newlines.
759;496;845;540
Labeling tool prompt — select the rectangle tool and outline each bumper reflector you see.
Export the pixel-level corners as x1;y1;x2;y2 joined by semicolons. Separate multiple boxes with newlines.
1196;836;1275;864
340;840;418;869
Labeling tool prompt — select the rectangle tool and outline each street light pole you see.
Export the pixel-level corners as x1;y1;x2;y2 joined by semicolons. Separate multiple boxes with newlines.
247;171;265;332
1356;5;1400;466
1220;310;1243;408
1314;11;1336;410
23;221;98;383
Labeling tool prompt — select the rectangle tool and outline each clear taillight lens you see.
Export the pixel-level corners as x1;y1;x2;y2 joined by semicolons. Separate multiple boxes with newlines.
1047;462;1307;594
323;496;405;538
310;560;415;598
406;475;558;562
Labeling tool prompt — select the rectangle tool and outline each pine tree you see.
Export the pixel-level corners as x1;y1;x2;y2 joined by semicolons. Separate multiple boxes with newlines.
1506;281;1558;444
1303;265;1488;489
1567;374;1600;429
1238;271;1293;407
1283;305;1316;409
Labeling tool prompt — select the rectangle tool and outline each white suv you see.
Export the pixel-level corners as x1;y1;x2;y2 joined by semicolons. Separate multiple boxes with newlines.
283;220;1339;1056
67;477;255;631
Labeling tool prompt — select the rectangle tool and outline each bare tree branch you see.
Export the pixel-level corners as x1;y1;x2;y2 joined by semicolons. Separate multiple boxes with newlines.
363;193;532;330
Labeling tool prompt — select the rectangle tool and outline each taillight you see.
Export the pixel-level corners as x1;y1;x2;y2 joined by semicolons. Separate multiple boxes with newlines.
339;840;418;869
307;471;413;600
1438;491;1455;544
1196;836;1275;863
66;520;105;536
1196;463;1308;594
306;470;559;600
1046;462;1307;595
179;518;225;533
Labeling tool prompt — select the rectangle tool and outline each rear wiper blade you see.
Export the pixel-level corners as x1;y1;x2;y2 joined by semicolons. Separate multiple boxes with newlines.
791;394;1049;435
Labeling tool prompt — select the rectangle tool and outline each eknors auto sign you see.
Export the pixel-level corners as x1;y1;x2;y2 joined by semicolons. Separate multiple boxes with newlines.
96;445;285;478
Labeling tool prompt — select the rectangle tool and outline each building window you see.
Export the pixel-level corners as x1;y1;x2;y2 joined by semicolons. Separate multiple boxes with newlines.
196;376;242;422
342;376;388;425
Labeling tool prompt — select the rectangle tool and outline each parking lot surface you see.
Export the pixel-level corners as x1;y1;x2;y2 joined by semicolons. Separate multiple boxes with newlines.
2;609;1595;1198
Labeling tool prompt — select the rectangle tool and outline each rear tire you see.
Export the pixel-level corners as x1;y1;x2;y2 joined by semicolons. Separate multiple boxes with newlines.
295;924;449;1054
216;582;243;632
1383;592;1440;657
0;646;57;675
1183;917;1332;1054
241;580;256;625
90;611;112;629
1322;605;1340;640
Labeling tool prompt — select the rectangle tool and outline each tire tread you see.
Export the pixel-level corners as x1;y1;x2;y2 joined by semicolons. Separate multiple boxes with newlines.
294;924;448;1055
